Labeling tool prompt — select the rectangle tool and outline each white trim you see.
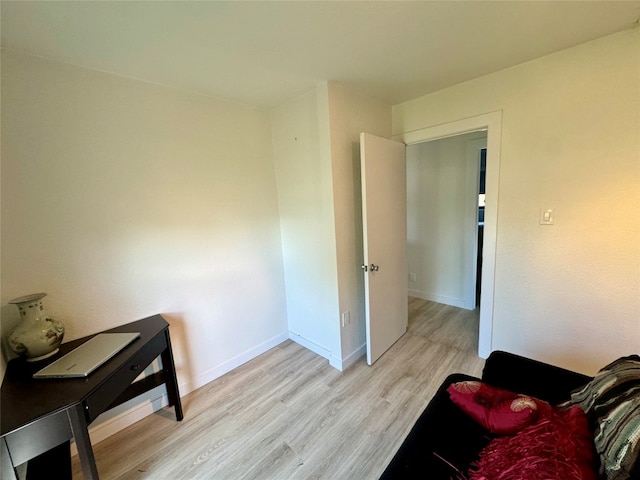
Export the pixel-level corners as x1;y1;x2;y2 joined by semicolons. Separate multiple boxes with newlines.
409;290;467;309
394;111;502;359
340;343;366;370
189;330;290;391
329;356;344;371
288;330;332;360
288;330;348;371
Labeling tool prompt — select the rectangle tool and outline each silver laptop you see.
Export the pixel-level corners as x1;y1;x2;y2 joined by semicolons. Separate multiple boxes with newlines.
33;332;141;379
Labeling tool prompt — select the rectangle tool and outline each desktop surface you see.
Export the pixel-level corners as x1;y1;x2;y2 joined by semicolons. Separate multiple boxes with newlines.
1;315;168;437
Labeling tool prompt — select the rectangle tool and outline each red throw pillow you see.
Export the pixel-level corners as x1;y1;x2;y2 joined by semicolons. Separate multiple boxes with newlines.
447;381;551;435
468;406;598;480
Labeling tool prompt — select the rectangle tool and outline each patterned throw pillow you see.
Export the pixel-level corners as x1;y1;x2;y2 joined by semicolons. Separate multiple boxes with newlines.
567;355;640;480
447;381;551;435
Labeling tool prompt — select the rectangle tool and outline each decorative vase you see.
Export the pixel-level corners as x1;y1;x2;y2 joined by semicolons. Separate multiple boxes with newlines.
8;293;65;362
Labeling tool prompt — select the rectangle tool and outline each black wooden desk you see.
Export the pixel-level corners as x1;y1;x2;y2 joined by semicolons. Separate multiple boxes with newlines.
1;314;183;479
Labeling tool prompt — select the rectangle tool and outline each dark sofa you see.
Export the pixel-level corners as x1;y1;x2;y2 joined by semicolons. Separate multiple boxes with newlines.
380;350;592;479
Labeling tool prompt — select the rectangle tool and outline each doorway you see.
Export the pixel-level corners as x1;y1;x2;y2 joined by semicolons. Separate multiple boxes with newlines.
394;111;502;358
406;131;486;311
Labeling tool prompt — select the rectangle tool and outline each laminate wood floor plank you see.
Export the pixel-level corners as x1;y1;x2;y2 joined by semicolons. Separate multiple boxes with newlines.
239;441;303;480
408;298;479;353
293;389;427;480
72;298;482;479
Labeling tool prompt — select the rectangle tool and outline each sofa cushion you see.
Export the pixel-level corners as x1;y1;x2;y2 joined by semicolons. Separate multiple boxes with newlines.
468;405;597;480
567;355;640;480
447;381;551;435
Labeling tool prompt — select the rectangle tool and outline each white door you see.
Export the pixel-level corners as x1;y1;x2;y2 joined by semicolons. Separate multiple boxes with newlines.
360;132;408;365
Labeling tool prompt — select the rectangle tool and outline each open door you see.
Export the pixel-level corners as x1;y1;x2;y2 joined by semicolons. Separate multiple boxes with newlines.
360;132;407;365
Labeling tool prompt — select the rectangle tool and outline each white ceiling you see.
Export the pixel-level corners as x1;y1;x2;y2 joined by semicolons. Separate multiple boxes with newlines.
2;1;638;108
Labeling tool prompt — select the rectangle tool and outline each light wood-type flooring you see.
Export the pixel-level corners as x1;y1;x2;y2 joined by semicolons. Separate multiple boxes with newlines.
72;298;484;479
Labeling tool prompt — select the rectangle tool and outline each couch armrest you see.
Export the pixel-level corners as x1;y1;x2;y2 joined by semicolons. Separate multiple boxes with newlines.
481;351;592;405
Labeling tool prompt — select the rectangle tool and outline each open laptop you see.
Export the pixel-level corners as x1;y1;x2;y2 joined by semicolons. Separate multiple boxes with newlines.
33;332;141;379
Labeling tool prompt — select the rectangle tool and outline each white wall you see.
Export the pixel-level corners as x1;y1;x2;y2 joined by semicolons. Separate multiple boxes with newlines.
393;28;640;375
270;89;342;366
1;51;289;435
407;132;485;309
270;83;391;370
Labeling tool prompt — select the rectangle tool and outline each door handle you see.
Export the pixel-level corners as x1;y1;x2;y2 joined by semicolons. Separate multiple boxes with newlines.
362;264;379;272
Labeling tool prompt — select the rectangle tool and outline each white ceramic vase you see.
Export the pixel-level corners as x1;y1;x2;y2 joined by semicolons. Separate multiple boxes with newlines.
8;293;65;362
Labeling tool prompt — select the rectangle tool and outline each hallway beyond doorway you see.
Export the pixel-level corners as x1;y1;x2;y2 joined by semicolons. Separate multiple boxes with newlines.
408;296;479;354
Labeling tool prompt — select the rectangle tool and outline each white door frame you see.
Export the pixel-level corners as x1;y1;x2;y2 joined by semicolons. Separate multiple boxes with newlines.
393;111;502;358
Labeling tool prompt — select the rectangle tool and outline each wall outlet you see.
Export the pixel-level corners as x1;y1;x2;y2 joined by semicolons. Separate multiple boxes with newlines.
409;272;417;283
341;311;350;327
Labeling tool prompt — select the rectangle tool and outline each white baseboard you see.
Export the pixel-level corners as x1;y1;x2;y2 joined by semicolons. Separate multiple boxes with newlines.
287;334;366;372
329;356;343;371
341;343;366;370
188;330;290;392
408;290;468;309
288;331;331;361
72;330;290;456
287;330;347;371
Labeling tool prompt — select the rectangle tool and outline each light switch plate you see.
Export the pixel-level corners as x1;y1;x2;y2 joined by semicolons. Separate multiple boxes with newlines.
539;208;555;225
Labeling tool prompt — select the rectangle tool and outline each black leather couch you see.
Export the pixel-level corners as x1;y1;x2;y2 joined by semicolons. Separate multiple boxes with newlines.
380;351;592;479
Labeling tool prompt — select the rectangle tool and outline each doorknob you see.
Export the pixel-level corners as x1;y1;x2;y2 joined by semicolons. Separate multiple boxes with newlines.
361;265;368;272
370;264;379;271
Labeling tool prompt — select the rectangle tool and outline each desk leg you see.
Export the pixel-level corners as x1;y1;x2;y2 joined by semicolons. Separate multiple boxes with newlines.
67;404;99;480
1;438;18;480
161;329;184;421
